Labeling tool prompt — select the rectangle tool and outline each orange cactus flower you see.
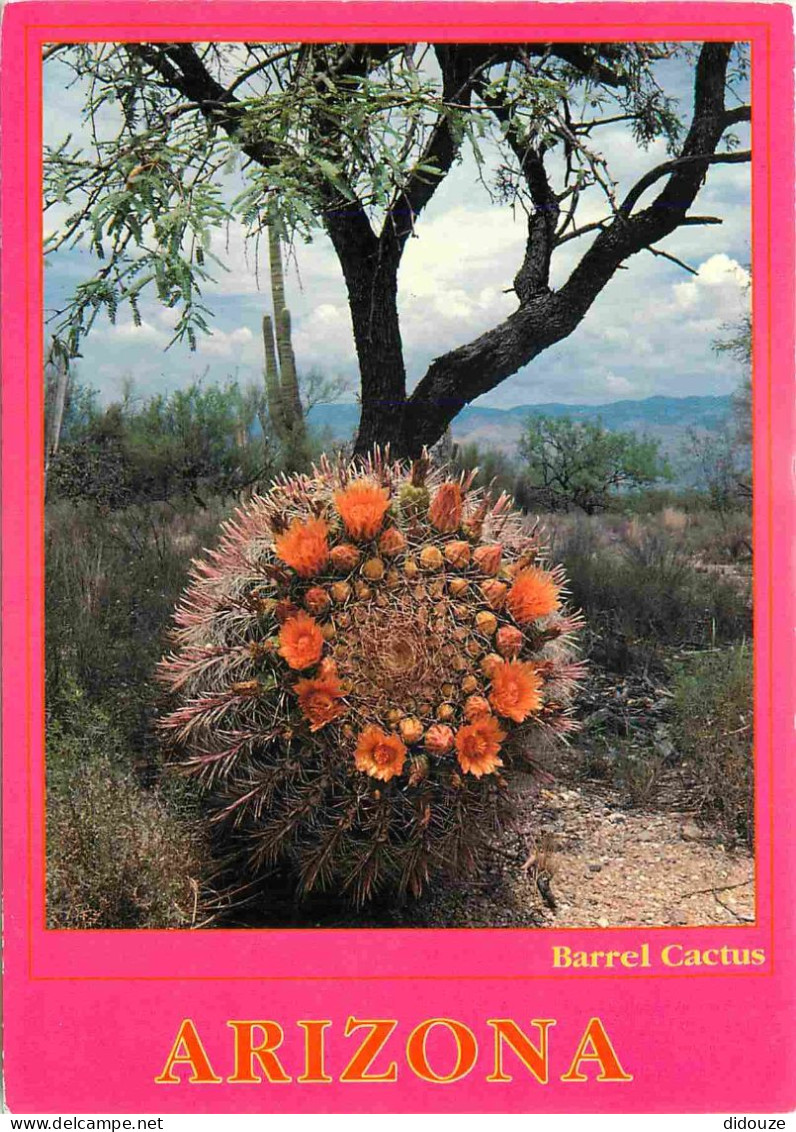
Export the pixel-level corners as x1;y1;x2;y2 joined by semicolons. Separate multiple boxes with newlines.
455;715;506;777
354;725;407;782
334;480;391;540
506;567;561;624
495;625;524;659
278;611;325;670
294;668;346;731
489;659;543;723
429;482;463;532
274;517;330;578
425;723;455;754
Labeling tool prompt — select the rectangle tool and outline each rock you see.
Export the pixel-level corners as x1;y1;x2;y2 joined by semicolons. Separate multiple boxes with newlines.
681;822;703;842
597;917;609;928
588;863;602;872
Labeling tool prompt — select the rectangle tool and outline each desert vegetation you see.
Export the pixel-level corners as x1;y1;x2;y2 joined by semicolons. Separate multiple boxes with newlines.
45;379;753;928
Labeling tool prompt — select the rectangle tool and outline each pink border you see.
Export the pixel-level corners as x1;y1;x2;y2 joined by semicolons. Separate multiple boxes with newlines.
3;1;795;1113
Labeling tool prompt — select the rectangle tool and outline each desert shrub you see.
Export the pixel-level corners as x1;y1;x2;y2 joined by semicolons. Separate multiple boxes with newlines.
47;682;206;928
557;524;751;671
46;500;225;733
670;645;753;846
48;381;276;508
159;453;584;906
45;498;224;927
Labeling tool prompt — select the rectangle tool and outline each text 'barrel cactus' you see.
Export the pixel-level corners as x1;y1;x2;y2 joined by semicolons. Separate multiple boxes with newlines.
158;451;584;905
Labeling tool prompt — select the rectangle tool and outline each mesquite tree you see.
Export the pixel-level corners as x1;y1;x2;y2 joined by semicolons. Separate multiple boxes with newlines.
45;41;750;457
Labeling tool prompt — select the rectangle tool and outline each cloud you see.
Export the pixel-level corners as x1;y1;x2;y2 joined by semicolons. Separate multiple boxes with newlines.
673;253;751;309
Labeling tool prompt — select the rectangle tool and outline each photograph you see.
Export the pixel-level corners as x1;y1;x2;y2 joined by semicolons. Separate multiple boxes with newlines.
42;36;754;932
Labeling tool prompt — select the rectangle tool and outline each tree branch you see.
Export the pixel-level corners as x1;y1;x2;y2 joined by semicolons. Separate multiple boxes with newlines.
402;42;746;453
383;45;484;245
619;149;751;216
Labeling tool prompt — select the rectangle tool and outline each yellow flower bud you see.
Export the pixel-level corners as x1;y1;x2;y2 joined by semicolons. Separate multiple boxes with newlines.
419;545;444;571
475;610;498;636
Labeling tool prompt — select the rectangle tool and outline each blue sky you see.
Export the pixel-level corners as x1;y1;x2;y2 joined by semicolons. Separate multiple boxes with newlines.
43;46;751;409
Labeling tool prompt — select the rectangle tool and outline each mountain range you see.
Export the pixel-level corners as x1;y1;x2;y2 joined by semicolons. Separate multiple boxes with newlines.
307;394;733;457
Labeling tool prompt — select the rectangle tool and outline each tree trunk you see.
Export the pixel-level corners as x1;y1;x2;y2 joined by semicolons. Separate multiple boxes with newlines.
330;235;409;457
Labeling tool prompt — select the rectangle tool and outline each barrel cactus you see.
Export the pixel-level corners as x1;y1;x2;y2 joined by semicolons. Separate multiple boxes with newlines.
158;450;584;906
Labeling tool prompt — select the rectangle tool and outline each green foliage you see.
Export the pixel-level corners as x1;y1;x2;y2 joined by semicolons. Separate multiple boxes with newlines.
518;415;671;514
670;645;753;846
452;441;519;499
44;42;692;355
48;379;275;507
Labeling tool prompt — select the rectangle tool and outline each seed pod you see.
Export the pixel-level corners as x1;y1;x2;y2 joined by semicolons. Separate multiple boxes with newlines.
466;638;483;658
464;694;491;720
453;603;470;620
403;558;420;579
330;581;352;604
387;707;403;724
361;557;385;582
480;579;508;610
496;625;524;659
480;653;503;679
321;622;336;642
418;702;433;717
444;540;471;568
419;545;444;571
425;724;454;754
330;543;361;572
461;674;479;695
473;544;502;575
437;702;455;722
399;716;424;745
385;569;402;589
441;682;456;700
475;610;498;636
304;586;331;616
336;611;352;629
429;578;446;599
451;653;468;671
379;527;407;557
448;577;469;598
354;581;373;601
231;680;262;697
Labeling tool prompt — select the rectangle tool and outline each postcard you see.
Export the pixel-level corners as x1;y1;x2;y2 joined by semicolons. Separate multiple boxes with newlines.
2;0;794;1115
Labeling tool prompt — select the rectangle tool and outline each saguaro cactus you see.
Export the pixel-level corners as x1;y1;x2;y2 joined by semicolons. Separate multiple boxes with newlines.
263;226;307;470
158;450;585;907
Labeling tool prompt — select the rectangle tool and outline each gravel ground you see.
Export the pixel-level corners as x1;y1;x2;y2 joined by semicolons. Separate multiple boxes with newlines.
236;766;753;930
